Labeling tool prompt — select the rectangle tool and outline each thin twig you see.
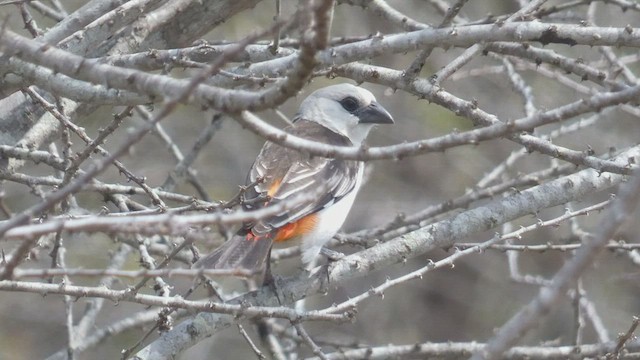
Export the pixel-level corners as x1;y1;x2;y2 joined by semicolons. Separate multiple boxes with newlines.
610;316;640;359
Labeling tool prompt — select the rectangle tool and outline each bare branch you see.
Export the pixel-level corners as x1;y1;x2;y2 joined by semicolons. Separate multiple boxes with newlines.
475;169;640;359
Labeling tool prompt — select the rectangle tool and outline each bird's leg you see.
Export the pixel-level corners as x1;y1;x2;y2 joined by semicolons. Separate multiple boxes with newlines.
262;248;275;285
262;248;283;305
320;247;346;287
302;255;334;290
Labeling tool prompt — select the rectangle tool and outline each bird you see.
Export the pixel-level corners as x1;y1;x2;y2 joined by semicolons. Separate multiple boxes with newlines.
194;83;394;279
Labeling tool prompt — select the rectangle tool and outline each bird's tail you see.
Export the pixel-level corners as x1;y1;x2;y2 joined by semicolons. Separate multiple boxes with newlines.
193;232;273;274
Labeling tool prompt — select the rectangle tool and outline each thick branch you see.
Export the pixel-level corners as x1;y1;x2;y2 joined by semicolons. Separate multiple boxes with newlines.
134;148;640;359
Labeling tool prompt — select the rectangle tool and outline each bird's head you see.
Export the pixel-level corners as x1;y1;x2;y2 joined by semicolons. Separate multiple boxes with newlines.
296;84;394;145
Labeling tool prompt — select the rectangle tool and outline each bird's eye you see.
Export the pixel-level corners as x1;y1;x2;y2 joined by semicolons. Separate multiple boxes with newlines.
339;96;360;113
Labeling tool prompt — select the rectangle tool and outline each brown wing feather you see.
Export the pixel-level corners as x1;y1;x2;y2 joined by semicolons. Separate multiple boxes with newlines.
244;120;361;235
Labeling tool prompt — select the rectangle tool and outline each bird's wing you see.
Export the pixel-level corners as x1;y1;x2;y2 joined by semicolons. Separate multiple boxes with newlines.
243;120;361;235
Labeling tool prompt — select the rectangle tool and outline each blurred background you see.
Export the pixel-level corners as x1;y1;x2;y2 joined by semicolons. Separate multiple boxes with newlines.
1;0;640;359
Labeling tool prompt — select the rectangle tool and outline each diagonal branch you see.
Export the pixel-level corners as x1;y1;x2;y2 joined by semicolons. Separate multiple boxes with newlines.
133;147;640;360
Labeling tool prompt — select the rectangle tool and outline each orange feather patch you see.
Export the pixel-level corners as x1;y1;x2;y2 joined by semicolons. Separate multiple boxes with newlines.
274;214;318;242
267;179;281;197
245;178;317;243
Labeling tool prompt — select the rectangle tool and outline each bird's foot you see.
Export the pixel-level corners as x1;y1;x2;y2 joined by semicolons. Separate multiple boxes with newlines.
320;247;344;262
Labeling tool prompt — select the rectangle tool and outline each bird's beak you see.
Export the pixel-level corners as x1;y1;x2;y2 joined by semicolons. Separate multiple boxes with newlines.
355;101;394;124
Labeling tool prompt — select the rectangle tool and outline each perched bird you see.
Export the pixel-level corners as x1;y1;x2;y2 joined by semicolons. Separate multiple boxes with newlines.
194;83;394;277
